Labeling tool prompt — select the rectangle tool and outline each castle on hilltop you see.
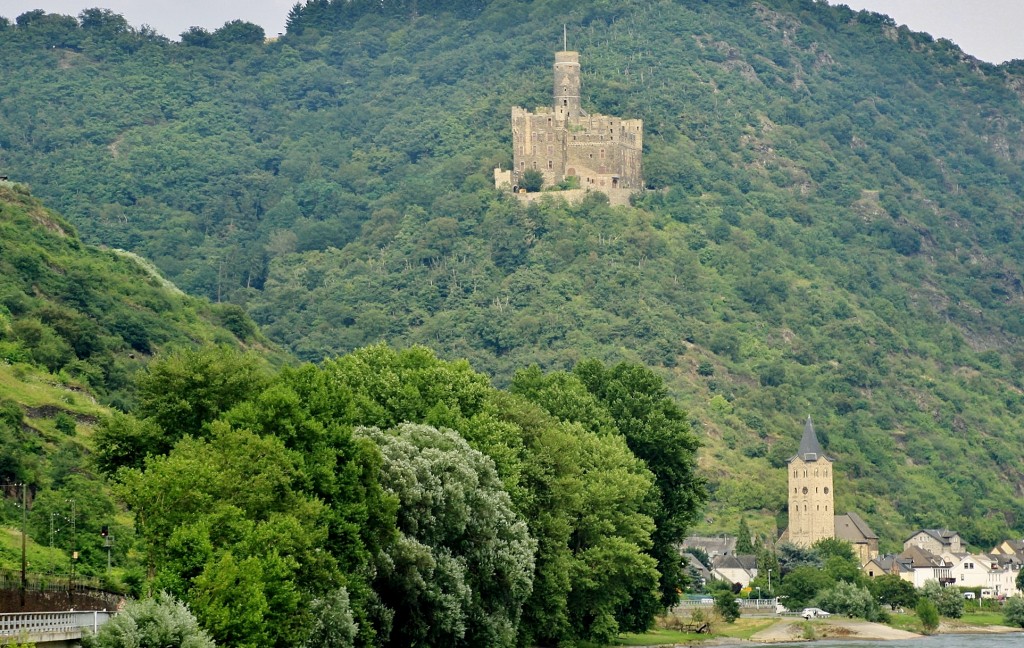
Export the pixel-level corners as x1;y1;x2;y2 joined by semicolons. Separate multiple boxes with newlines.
783;417;879;565
495;48;643;195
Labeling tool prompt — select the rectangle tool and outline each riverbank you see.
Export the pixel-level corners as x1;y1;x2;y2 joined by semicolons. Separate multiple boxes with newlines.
748;618;920;643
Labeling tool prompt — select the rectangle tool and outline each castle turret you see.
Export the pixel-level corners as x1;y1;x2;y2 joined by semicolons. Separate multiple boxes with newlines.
787;416;835;547
553;51;581;121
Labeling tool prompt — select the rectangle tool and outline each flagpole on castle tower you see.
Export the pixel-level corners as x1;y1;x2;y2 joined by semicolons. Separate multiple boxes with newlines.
563;24;567;51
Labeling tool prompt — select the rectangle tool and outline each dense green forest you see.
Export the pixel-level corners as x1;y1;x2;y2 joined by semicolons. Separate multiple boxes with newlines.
4;0;1024;559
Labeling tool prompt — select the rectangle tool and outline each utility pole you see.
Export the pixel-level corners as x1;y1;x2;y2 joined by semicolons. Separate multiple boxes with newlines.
20;483;26;609
68;499;76;607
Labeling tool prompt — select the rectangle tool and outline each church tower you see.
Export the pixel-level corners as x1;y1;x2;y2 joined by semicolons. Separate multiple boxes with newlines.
787;417;835;547
553;51;581;121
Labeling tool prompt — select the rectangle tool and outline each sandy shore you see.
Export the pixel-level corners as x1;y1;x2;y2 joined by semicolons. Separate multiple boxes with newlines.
748;618;921;643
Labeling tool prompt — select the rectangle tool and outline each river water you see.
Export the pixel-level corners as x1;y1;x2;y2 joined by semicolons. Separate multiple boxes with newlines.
761;633;1024;647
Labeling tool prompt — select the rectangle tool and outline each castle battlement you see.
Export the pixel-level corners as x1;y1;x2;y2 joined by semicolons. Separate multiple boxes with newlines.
500;49;643;194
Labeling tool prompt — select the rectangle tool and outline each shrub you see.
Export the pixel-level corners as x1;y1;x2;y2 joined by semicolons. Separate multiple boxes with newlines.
713;590;740;623
521;169;544;192
814;581;879;620
916;598;939;634
1004;596;1024;628
920;580;963;618
82;592;214;648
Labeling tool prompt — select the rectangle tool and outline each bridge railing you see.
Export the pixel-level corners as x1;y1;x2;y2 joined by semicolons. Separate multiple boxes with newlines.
0;610;112;637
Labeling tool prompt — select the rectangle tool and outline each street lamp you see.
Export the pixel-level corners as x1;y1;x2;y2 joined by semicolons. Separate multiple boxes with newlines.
768;568;772;593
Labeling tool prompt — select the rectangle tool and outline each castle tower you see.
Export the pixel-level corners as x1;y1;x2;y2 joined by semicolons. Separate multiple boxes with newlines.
553;51;581;121
787;417;835;547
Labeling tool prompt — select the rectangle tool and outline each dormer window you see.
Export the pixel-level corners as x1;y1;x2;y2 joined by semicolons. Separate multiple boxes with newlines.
804;453;817;461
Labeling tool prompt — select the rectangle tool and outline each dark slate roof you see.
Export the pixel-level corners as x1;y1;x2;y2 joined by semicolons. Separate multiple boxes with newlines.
712;554;758;572
789;416;831;462
905;529;960;545
870;554;913;574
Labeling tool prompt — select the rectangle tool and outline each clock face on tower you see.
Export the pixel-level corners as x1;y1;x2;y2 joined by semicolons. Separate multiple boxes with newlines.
802;486;808;494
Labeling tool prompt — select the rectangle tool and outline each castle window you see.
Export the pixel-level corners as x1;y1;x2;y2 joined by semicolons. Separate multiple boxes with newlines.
548;118;552;126
803;470;807;477
815;487;819;493
825;505;828;511
824;487;829;494
563;100;567;107
815;469;819;477
817;505;820;511
793;470;797;478
804;504;807;511
600;149;606;159
548;160;553;169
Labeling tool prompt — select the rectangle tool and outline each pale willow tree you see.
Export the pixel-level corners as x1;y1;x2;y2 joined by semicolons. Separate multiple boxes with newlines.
356;424;536;648
82;592;215;648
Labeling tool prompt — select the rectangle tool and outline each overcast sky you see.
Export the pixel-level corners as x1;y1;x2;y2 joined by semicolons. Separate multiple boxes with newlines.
2;1;1023;63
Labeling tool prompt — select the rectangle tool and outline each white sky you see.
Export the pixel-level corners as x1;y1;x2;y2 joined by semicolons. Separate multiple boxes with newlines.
1;1;1023;63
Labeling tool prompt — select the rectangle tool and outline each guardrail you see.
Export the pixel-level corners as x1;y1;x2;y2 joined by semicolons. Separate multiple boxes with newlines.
0;610;112;637
675;597;779;609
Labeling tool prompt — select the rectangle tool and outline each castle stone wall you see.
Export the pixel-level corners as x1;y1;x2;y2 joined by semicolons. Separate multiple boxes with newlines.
506;50;643;193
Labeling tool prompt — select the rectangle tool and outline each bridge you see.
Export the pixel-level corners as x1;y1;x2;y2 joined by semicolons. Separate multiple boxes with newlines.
0;610;113;647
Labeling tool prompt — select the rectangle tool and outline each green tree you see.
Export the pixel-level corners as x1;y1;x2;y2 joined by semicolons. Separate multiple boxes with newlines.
868;574;918;610
82;592;214;648
916;598;940;634
713;590;740;623
304;588;357;648
920;580;964;619
135;346;268;443
356;423;535;648
572;360;707;608
736;518;754;554
521;169;544;192
814;581;878;620
1004;596;1024;628
778;566;832;609
1017;568;1024;593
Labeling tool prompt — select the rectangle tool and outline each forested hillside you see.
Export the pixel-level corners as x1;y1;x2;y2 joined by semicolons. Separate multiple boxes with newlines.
0;182;270;581
4;0;1024;550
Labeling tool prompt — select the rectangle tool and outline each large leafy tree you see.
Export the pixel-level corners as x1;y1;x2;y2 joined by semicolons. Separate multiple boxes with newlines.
356;423;535;648
572;360;706;608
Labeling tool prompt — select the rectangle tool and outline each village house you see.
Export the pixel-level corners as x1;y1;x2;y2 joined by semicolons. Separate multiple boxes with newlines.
904;529;963;555
711;554;759;589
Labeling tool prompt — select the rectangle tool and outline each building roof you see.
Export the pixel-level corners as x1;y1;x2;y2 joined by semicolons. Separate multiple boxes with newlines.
906;529;960;546
682;553;712;581
712;554;758;573
682;535;737;557
995;539;1024;555
900;545;948;569
789;416;831;462
835;511;879;543
868;554;913;574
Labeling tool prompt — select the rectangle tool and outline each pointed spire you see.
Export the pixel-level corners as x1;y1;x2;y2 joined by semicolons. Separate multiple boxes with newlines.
798;415;825;459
